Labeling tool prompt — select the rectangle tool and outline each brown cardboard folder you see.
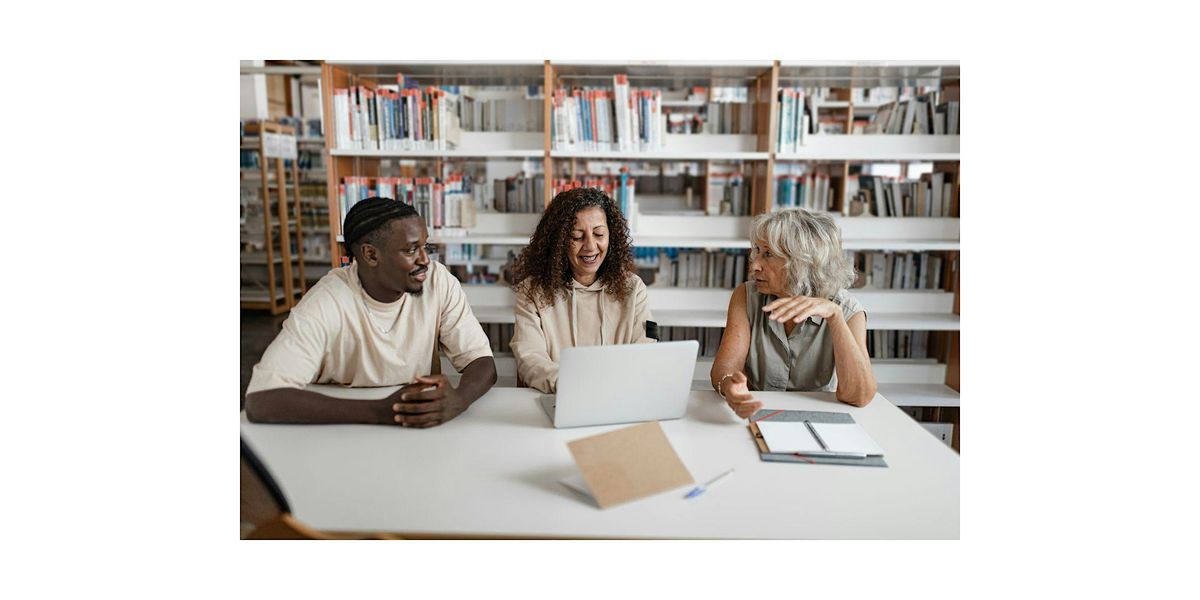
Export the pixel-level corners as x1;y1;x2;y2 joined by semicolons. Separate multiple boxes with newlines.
566;421;694;509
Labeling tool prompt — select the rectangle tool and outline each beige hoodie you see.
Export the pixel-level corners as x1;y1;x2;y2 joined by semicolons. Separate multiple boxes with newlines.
510;272;655;393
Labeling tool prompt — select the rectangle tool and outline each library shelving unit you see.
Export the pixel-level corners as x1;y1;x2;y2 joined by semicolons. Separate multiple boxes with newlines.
242;133;332;287
240;121;306;314
318;60;961;449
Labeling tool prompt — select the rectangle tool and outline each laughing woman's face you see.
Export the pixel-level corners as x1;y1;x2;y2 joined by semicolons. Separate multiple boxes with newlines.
567;206;609;285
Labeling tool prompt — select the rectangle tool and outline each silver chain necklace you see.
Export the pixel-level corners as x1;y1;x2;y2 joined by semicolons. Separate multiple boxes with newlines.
360;289;405;334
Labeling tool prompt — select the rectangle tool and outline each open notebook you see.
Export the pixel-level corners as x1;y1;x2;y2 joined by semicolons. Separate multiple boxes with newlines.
749;409;888;467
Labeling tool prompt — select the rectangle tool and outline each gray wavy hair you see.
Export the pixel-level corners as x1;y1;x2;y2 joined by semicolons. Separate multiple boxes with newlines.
750;208;856;298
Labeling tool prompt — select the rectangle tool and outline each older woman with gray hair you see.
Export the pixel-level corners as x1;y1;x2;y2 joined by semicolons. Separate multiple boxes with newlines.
710;208;877;416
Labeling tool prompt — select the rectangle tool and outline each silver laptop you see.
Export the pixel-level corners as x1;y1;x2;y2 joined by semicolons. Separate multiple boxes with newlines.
539;340;699;428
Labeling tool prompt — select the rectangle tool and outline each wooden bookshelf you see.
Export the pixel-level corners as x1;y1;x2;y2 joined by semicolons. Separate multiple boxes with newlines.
315;60;961;448
240;121;306;315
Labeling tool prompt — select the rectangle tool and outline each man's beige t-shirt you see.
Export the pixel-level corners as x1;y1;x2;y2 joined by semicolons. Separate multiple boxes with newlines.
246;260;492;394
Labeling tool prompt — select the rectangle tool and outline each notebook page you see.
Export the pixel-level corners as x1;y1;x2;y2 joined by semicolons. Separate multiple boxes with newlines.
810;423;884;455
757;421;824;453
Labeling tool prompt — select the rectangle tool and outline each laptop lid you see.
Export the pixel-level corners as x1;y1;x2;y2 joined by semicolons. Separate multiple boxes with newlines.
552;340;699;428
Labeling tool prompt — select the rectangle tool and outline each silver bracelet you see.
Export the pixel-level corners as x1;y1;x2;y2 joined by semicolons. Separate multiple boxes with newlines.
716;373;735;400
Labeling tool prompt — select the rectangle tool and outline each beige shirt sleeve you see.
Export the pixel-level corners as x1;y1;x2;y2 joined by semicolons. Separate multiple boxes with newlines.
510;290;559;393
436;265;494;372
245;296;330;395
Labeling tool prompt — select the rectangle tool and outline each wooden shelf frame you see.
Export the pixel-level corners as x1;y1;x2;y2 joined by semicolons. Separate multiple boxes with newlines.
241;120;307;315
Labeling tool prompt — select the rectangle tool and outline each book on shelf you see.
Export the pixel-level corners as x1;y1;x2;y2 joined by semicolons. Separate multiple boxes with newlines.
775;88;811;153
847;251;945;290
658;326;723;358
453;87;544;132
493;174;545;214
483;323;515;353
663;86;753;135
850;173;955;218
551;174;638;224
332;75;462;151
842;88;959;135
774;172;834;213
637;248;748;289
338;174;478;235
706;173;750;216
867;330;930;360
552;75;665;152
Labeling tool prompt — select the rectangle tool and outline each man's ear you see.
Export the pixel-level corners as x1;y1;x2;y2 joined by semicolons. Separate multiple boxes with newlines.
360;242;380;266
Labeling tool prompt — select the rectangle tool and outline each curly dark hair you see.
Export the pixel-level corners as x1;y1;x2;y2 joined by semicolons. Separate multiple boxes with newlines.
511;187;635;308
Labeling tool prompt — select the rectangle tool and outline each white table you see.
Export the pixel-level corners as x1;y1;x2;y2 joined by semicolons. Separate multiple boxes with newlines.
240;386;959;539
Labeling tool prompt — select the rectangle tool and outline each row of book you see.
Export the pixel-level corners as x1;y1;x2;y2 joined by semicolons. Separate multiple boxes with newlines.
853;173;955;218
239;149;324;172
274;116;324;139
338;175;481;234
866;96;959;135
331;77;461;151
492;175;546;213
637;248;749;289
848;251;946;290
659;326;724;358
551;75;665;152
774;173;834;212
456;96;544;132
664;102;755;135
453;268;502;285
868;330;931;359
776;88;814;153
550;174;639;220
707;173;752;216
483;323;516;354
240;118;323;140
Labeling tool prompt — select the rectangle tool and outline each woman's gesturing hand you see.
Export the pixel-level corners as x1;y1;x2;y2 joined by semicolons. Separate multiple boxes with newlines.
762;296;840;324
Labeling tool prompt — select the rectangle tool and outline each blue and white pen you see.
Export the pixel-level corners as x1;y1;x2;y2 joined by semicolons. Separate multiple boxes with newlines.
684;469;735;499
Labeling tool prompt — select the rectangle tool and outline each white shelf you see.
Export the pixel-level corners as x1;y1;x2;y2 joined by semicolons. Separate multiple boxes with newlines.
429;233;529;245
661;100;707;107
332;148;543;159
463;284;958;330
329;131;543;159
879;384;960;408
552;149;767;161
842;239;960;251
776;135;959;161
443;257;508;268
633;236;750;249
241;137;325;150
553;133;765;161
870;359;947;384
868;313;959;331
436;234;953;251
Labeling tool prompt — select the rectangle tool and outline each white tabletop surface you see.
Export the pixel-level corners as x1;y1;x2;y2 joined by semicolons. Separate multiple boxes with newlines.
240;386;959;539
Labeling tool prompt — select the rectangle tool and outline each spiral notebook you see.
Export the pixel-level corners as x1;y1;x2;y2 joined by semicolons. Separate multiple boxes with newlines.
748;409;888;468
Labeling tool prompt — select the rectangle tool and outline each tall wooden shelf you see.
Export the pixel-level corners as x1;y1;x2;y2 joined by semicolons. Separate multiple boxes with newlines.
315;60;961;448
240;121;306;314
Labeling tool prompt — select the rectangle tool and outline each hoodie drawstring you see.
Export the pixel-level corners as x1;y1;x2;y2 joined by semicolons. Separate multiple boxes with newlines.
569;282;605;348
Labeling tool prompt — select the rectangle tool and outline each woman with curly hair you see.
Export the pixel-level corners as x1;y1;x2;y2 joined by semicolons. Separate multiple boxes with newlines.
509;187;655;393
710;208;877;416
